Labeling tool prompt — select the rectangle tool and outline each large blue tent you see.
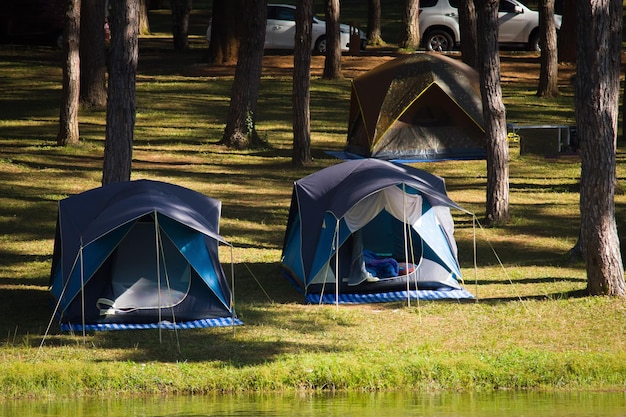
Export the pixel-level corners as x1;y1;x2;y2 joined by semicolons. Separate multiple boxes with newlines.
49;180;242;331
280;159;473;304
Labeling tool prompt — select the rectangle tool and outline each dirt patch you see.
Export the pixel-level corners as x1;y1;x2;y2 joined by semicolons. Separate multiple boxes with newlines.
189;50;578;84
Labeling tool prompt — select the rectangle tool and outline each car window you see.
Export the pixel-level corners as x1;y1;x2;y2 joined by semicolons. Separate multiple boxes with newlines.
421;0;439;7
274;6;295;22
448;0;459;8
499;0;517;12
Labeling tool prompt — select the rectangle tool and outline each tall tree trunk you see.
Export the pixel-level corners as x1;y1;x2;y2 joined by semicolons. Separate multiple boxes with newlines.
80;0;107;109
171;0;191;51
139;0;150;35
558;0;576;63
292;0;313;166
458;0;478;69
322;0;342;80
207;1;242;64
57;0;81;146
476;0;510;225
575;0;625;296
220;0;267;149
103;0;138;185
537;0;559;97
367;0;384;46
398;0;419;50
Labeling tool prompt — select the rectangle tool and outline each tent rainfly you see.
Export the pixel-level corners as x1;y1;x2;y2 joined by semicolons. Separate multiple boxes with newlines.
280;158;474;304
343;52;486;162
49;180;242;331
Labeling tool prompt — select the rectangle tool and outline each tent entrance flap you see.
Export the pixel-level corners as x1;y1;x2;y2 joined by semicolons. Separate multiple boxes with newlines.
99;222;191;315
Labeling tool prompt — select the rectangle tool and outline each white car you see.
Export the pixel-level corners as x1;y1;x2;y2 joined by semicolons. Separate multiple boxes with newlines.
207;4;366;54
419;0;562;52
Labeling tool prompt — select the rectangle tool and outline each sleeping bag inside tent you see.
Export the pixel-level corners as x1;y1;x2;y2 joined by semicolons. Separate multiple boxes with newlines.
280;159;473;304
49;180;242;331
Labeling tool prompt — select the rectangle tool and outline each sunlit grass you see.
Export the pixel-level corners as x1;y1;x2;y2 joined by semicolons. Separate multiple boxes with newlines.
1;44;625;398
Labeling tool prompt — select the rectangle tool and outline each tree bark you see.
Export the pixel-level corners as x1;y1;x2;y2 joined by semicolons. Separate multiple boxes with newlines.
139;0;150;35
476;0;510;225
537;0;559;97
102;0;138;185
207;1;242;64
171;0;191;51
80;0;107;109
458;0;478;69
220;0;267;150
398;0;419;50
558;0;576;63
322;0;342;80
57;0;81;146
575;0;625;296
292;0;313;166
367;0;384;46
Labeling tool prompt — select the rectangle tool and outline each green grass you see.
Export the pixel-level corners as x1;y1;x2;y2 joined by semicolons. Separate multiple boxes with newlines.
0;42;625;399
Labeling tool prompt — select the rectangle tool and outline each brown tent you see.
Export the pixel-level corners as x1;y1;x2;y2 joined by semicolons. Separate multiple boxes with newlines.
345;53;486;161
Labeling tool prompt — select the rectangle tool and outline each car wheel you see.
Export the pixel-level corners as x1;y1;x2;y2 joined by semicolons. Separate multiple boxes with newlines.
314;36;326;54
529;30;540;52
424;29;454;52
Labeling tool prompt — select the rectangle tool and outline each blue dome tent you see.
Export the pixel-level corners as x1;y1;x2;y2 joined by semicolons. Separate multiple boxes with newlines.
49;180;242;331
280;159;473;304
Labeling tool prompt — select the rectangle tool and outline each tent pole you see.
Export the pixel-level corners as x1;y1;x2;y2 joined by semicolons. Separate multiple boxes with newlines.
80;239;86;340
230;243;236;335
154;212;163;344
334;220;340;309
402;183;411;308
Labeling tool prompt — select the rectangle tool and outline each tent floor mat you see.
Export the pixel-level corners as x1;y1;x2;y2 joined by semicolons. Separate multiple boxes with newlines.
305;288;474;304
60;317;243;332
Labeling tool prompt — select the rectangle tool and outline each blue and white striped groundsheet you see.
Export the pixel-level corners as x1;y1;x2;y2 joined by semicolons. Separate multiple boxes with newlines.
306;288;474;304
60;317;244;332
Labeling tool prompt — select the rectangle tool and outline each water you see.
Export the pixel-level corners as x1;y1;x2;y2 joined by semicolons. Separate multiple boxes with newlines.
3;391;625;416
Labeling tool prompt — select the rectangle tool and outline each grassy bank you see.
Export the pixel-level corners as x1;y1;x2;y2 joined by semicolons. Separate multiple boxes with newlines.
0;43;625;399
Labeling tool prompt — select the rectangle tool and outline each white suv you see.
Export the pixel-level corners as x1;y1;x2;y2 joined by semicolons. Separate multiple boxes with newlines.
419;0;562;52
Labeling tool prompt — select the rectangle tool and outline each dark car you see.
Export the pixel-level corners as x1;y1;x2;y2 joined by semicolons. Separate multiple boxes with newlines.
0;0;65;48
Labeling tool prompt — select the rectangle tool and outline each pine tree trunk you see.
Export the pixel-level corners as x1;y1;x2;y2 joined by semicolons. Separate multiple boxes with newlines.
575;0;625;296
207;1;242;64
220;0;267;150
292;0;313;166
367;0;383;46
398;0;419;50
557;0;576;63
537;0;559;98
171;0;191;51
80;0;107;109
57;0;81;147
102;0;138;185
476;0;510;225
322;0;342;80
458;0;478;69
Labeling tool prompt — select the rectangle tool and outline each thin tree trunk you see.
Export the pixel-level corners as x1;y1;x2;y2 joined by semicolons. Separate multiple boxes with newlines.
398;0;419;50
80;0;107;109
57;0;81;146
207;1;242;64
537;0;559;97
220;0;267;149
102;0;138;185
575;0;625;296
367;0;384;46
171;0;191;51
139;0;150;35
322;0;342;80
458;0;478;69
558;0;576;63
292;0;313;166
476;0;509;225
